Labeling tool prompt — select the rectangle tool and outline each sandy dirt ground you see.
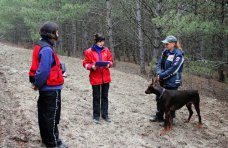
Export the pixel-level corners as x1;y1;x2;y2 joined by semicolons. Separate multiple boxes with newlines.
0;43;227;148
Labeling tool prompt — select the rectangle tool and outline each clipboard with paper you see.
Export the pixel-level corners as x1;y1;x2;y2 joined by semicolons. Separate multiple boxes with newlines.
95;61;110;67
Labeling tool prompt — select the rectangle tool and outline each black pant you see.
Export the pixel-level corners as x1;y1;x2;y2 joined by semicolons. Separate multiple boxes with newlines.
38;90;62;147
156;87;178;120
92;83;110;119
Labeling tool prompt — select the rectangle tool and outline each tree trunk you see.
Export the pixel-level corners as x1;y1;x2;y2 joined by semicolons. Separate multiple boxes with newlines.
151;0;163;75
72;21;77;56
217;0;224;61
58;23;63;52
82;20;88;53
216;0;225;82
136;0;146;74
153;28;160;60
218;64;225;82
106;0;115;66
66;22;71;57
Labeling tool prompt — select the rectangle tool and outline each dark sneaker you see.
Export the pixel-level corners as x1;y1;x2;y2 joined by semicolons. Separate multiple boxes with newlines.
58;142;68;148
159;121;164;127
149;115;164;122
172;118;177;125
93;118;100;124
102;116;111;122
42;140;67;148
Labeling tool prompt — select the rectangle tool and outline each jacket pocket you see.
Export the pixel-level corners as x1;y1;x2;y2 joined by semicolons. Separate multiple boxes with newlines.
47;69;64;86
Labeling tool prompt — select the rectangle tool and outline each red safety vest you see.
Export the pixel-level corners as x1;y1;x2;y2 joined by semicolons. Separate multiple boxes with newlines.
29;40;64;86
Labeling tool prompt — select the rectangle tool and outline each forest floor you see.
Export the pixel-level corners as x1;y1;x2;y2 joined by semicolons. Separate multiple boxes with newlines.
0;43;227;148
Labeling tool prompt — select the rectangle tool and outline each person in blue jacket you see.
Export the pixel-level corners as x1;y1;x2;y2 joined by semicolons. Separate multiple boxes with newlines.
29;21;67;148
150;35;184;125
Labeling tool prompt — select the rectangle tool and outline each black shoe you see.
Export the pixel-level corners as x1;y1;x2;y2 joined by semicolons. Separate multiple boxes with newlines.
44;140;68;148
57;140;68;148
159;121;164;127
149;115;164;122
172;118;177;125
102;116;111;122
93;118;100;124
57;141;68;148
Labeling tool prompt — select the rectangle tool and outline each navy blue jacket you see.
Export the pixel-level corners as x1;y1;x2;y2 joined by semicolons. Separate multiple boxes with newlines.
157;48;184;88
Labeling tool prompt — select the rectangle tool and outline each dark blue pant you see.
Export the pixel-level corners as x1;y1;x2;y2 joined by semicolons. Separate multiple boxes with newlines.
155;87;178;120
92;83;109;119
38;90;62;147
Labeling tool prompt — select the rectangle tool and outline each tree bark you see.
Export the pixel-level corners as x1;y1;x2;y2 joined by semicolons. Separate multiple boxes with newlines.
72;21;77;56
106;0;115;66
216;0;225;81
136;0;146;74
151;0;164;75
82;20;88;52
58;23;63;52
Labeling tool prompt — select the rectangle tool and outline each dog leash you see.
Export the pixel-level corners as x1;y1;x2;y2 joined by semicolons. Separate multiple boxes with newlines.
159;88;166;99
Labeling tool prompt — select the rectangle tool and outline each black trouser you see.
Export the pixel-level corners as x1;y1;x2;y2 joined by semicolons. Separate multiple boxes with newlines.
155;87;178;120
92;83;110;119
38;90;62;147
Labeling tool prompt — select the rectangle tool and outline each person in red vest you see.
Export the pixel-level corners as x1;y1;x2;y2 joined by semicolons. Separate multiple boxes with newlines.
83;33;113;124
29;21;67;148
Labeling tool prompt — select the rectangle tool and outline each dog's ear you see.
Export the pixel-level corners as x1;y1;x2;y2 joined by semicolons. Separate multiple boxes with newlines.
151;77;154;85
155;77;159;83
152;76;158;85
154;77;160;85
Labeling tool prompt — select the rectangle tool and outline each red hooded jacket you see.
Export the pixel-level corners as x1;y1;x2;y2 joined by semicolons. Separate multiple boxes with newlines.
83;47;113;85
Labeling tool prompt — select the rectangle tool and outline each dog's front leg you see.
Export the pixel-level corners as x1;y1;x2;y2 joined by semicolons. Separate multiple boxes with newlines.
160;110;171;136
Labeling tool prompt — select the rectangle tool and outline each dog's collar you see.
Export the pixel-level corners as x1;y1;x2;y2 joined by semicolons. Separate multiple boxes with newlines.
159;88;166;99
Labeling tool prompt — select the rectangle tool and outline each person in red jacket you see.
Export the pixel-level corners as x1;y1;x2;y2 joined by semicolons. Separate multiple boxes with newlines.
83;33;113;124
29;21;67;148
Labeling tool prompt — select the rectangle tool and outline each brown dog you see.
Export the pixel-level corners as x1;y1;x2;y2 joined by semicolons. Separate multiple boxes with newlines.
145;78;202;136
